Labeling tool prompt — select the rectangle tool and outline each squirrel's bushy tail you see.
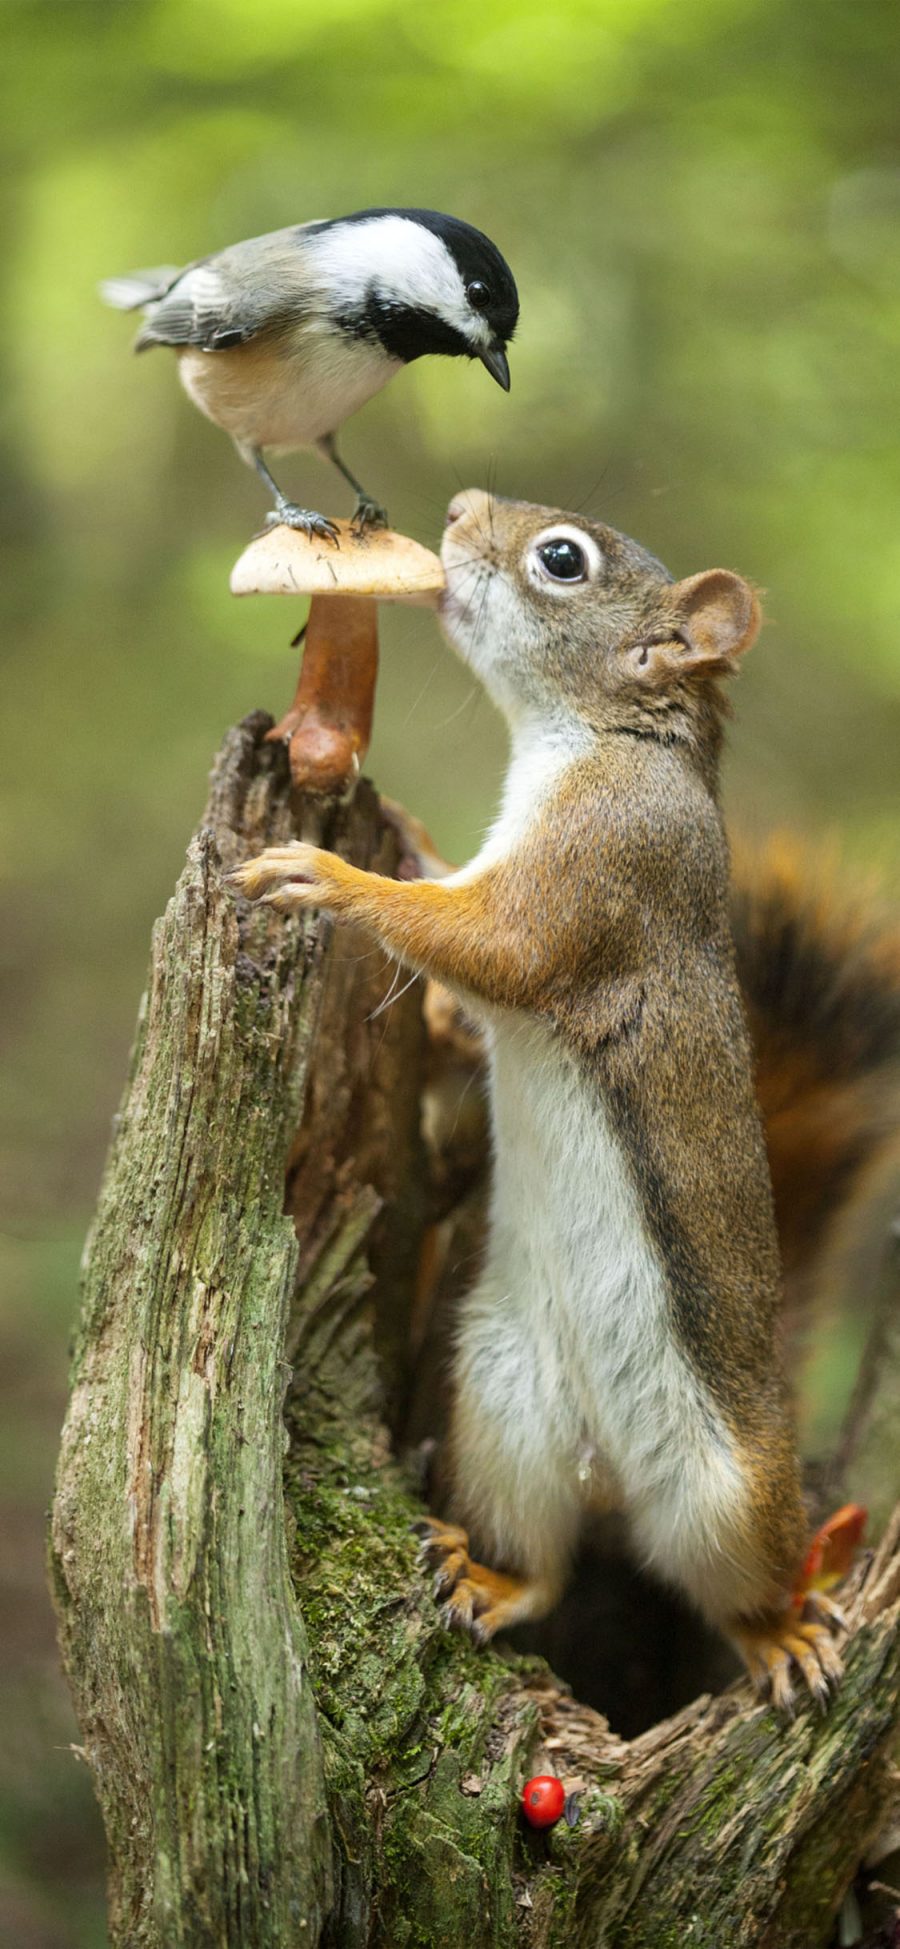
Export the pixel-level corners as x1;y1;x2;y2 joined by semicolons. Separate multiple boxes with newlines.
732;839;900;1294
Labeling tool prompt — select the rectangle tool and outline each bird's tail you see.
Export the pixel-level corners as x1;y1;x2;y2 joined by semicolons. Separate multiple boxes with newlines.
732;837;900;1296
99;268;180;312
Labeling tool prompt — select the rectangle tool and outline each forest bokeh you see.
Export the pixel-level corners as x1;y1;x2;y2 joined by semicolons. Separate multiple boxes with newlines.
2;0;899;1940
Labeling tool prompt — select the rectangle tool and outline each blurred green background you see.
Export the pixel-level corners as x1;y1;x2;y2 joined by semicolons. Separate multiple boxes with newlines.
2;0;899;1939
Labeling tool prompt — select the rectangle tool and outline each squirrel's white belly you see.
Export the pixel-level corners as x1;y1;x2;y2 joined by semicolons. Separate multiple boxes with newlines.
177;329;399;452
455;1014;747;1607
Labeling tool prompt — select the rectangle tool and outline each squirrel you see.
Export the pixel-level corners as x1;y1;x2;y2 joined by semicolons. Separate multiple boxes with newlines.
730;839;900;1307
230;488;900;1712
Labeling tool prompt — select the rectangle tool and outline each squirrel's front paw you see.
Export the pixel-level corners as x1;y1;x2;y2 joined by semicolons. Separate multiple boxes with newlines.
227;842;334;910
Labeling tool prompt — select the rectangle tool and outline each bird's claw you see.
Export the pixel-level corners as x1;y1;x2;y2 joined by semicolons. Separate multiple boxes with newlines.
351;495;389;537
265;504;341;546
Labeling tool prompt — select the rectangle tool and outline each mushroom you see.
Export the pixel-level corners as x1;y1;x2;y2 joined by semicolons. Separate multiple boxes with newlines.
231;522;445;794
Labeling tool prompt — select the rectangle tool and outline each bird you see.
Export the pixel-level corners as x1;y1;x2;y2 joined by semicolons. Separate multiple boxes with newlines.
101;207;519;543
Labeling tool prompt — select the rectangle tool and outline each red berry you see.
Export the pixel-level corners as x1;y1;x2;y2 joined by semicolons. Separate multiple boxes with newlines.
521;1774;566;1830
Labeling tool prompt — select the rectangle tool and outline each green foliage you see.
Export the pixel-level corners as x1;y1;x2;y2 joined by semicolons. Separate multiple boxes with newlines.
4;0;900;1238
2;2;899;1938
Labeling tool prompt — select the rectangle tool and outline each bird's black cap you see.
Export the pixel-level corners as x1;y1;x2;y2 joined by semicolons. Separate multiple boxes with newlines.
313;207;519;368
389;208;519;345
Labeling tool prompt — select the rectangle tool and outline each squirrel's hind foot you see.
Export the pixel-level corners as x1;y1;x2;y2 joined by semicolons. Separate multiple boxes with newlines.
414;1516;556;1645
731;1608;844;1716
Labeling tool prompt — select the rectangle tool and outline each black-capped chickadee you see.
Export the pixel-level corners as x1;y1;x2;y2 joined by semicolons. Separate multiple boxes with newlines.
101;207;518;542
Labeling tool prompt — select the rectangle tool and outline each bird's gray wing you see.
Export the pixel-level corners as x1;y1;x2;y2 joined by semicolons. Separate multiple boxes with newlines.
100;268;182;310
128;225;325;353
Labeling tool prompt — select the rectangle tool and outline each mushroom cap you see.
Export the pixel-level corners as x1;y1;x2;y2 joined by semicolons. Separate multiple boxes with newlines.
230;521;445;605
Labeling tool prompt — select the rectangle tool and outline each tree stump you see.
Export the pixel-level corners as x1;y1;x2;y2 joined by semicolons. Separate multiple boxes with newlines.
51;714;900;1947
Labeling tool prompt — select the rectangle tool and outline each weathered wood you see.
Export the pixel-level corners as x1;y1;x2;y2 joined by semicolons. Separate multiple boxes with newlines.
52;715;900;1948
51;717;337;1943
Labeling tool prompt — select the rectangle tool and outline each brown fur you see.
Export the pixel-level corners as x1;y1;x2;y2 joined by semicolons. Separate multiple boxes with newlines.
230;490;886;1706
732;839;900;1286
391;826;900;1315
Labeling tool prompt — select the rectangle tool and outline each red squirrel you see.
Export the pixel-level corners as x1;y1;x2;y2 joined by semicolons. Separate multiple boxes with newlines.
230;489;897;1711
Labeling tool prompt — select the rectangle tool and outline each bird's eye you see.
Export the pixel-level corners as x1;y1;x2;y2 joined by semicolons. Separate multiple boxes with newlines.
536;537;588;582
466;280;491;310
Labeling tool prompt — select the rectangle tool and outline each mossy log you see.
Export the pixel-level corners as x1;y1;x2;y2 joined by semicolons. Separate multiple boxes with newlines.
51;714;900;1947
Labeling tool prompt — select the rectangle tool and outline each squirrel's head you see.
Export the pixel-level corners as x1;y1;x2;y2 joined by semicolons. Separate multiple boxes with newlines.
439;489;760;741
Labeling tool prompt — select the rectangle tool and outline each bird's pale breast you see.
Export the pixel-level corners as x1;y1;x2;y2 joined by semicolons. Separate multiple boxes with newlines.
177;326;400;452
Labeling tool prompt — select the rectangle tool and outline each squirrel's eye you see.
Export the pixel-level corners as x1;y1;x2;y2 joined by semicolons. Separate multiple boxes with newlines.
466;279;491;309
536;537;587;582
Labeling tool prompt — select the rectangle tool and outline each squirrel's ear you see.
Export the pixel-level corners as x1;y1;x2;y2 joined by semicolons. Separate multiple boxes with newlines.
672;570;761;670
627;570;761;683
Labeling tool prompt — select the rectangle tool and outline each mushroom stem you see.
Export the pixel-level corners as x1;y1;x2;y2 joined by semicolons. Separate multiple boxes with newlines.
265;593;379;795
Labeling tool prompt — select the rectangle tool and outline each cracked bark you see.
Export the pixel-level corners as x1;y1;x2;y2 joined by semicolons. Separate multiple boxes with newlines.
51;713;900;1948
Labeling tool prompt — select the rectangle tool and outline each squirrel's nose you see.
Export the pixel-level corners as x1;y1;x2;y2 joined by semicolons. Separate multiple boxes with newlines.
445;487;493;528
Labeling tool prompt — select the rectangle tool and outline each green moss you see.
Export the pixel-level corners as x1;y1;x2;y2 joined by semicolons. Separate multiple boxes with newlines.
379;1744;528;1949
282;1359;548;1945
540;1863;581;1948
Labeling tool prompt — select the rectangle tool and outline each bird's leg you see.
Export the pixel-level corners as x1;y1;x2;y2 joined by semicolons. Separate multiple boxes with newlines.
247;447;340;545
317;434;389;534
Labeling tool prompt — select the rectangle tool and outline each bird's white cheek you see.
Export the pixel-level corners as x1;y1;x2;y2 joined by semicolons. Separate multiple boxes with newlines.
466;313;493;350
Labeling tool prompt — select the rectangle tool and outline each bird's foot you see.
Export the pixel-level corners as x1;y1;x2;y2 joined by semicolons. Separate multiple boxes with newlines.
265;503;340;545
351;493;389;536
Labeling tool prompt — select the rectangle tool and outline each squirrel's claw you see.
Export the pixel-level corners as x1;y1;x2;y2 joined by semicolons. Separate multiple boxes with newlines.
802;1589;849;1632
414;1515;557;1642
227;842;321;903
416;1519;472;1600
732;1610;844;1716
733;1503;865;1713
259;885;314;914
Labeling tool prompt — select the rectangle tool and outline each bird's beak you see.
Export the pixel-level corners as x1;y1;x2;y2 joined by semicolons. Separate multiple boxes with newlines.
479;346;511;391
